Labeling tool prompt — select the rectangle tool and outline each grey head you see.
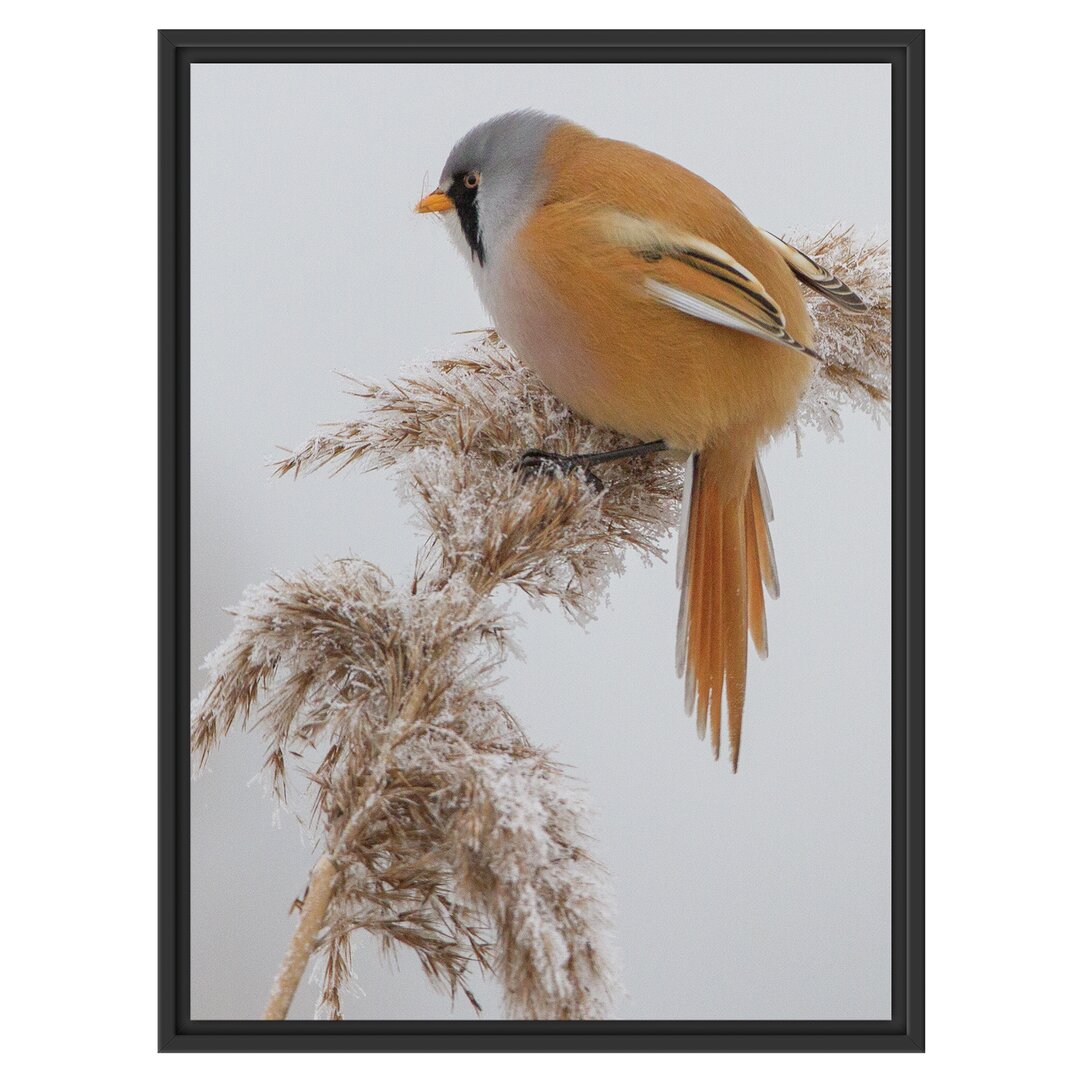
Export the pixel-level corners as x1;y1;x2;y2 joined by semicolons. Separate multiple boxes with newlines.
422;110;566;268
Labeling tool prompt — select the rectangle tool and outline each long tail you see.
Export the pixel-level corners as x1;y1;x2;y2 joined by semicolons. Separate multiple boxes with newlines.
675;446;779;770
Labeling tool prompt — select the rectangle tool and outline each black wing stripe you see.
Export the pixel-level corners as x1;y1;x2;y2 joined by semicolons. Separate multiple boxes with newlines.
761;229;869;312
646;279;821;361
672;253;785;322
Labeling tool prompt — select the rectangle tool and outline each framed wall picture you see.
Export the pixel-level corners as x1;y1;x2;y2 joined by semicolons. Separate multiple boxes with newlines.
160;28;924;1052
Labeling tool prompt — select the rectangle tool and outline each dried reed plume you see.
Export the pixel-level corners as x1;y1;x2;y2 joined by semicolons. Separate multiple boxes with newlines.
787;228;892;440
191;227;891;1021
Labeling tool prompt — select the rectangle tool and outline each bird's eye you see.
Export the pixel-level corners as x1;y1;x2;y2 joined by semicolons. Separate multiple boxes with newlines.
463;172;479;189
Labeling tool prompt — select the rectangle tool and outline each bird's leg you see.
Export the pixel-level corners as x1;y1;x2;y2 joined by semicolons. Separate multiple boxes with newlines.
517;440;667;492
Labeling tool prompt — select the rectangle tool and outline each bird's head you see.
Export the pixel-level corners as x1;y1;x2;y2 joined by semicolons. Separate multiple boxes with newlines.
415;110;565;269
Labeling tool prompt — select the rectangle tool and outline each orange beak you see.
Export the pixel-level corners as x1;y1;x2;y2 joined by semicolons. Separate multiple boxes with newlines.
415;189;454;214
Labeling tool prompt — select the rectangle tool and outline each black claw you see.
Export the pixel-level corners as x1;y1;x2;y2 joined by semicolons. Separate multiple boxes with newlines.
515;450;604;493
516;449;565;472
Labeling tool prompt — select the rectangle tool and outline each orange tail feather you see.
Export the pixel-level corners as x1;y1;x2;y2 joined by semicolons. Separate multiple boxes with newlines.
678;449;779;769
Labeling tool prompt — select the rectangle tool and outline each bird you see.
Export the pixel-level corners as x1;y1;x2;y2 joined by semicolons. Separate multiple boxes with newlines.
416;110;866;770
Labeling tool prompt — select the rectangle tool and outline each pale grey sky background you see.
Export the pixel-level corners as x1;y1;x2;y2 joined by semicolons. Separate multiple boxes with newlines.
190;61;892;1021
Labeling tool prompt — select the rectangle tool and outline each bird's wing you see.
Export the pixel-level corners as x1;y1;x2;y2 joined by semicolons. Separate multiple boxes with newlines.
758;229;867;312
600;211;820;359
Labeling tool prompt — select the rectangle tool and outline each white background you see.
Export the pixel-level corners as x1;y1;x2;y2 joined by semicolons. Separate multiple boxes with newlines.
3;3;1078;1077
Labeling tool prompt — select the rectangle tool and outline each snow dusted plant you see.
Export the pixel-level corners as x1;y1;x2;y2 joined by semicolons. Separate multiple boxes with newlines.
190;227;891;1021
788;228;892;441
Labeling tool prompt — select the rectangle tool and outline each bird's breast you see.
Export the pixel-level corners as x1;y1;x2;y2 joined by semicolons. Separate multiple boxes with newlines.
475;249;615;428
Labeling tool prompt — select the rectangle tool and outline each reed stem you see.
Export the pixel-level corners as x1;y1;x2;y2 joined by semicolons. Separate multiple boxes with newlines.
263;855;339;1020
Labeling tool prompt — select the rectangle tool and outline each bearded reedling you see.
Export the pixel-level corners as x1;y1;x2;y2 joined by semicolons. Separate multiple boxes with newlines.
417;111;867;769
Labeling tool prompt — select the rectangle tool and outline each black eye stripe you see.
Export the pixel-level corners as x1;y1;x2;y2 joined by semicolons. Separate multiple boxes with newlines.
449;172;485;266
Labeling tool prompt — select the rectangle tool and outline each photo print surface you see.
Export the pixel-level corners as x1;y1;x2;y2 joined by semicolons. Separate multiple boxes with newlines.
189;60;892;1022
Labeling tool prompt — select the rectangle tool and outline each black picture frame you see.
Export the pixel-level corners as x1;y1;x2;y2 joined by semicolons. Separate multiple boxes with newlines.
160;28;924;1053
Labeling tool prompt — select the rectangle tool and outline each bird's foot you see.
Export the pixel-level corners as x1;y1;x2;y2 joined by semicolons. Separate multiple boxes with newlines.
515;449;605;492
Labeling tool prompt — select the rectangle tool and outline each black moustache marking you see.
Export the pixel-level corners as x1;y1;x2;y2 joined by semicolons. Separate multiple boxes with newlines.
448;173;485;266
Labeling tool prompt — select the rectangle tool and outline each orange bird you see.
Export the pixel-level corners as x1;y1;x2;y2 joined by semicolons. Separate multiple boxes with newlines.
417;111;865;769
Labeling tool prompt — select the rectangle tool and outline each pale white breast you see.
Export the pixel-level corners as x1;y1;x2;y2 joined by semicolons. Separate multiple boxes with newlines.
470;241;601;421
